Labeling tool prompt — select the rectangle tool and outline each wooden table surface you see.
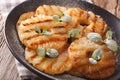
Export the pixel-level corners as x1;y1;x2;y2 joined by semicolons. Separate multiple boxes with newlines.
0;0;120;80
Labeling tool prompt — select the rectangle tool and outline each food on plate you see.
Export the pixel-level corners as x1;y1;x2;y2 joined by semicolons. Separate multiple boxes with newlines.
16;5;118;79
17;13;68;50
25;47;72;75
35;5;107;37
68;37;116;79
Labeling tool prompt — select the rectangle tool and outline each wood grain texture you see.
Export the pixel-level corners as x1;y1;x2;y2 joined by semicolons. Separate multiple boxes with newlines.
0;1;119;80
92;0;120;19
0;13;21;80
116;0;120;18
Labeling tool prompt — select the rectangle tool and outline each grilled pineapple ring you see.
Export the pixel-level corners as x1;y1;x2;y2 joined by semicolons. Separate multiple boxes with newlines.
25;47;72;75
35;5;108;37
17;12;68;50
68;37;116;79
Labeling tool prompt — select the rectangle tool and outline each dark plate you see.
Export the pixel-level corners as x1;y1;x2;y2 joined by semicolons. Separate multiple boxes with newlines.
4;0;120;80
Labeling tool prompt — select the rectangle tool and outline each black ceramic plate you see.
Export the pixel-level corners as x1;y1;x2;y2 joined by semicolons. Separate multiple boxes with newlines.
5;0;120;80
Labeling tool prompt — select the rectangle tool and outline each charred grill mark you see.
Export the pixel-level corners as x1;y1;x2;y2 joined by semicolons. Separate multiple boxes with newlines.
30;38;66;47
92;26;95;32
79;27;84;37
93;16;97;23
29;54;37;60
53;33;67;35
87;13;90;20
83;27;87;37
51;6;61;16
44;5;50;15
56;6;62;14
101;21;105;34
22;30;36;35
22;28;35;33
22;34;40;42
50;58;58;71
36;6;45;15
92;16;97;32
47;59;56;69
24;30;33;33
42;6;47;15
43;5;55;16
23;20;52;26
57;6;62;13
80;10;84;16
39;59;51;70
45;59;53;72
37;20;53;23
59;54;70;71
49;6;54;15
56;26;65;28
34;58;46;66
103;22;108;35
20;21;66;33
57;61;67;72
